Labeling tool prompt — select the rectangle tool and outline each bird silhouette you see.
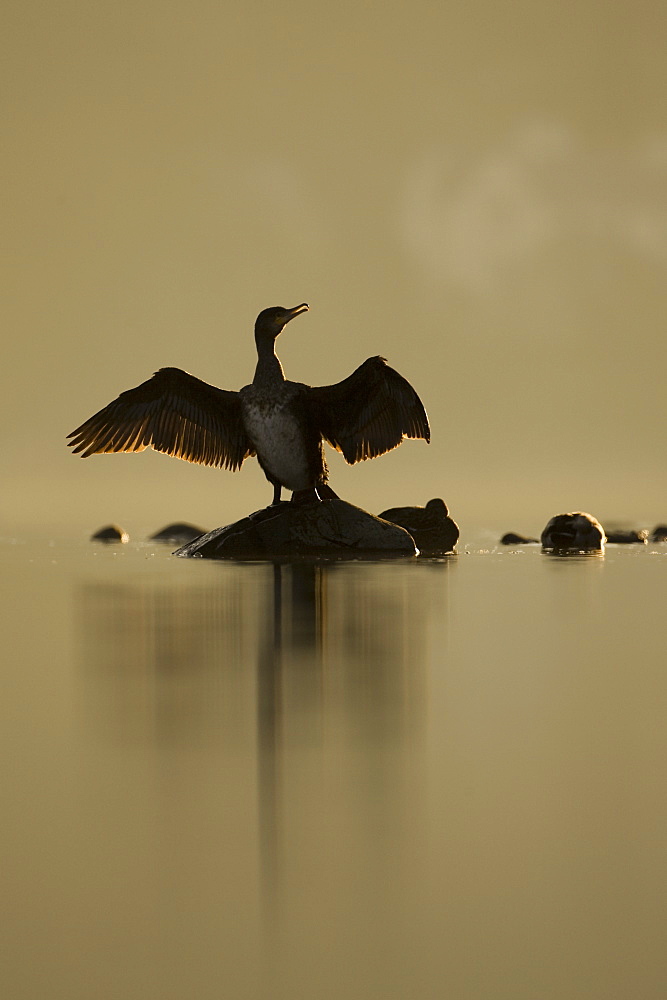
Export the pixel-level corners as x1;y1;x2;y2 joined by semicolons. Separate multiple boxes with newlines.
67;304;430;505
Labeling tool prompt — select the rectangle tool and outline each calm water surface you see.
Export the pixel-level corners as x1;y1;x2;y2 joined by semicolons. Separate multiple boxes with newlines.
2;532;666;999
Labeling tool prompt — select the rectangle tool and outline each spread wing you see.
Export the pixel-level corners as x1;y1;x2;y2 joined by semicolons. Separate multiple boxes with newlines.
67;367;253;471
306;356;430;464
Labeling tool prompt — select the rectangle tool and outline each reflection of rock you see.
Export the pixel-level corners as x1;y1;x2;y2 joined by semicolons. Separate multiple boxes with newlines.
541;512;605;551
500;532;539;545
650;525;667;543
149;522;206;544
91;524;129;543
378;498;459;555
604;528;648;544
175;500;416;559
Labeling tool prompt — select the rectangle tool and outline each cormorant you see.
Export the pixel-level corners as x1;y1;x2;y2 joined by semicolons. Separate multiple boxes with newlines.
67;304;430;505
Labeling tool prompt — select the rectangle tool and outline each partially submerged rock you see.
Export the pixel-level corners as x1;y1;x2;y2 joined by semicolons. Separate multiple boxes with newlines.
91;524;129;543
175;499;416;559
541;512;605;552
650;525;667;543
604;528;648;544
150;522;206;544
378;498;459;555
500;532;539;545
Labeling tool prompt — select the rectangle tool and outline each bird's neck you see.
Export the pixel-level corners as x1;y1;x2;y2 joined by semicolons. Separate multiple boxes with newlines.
253;334;285;386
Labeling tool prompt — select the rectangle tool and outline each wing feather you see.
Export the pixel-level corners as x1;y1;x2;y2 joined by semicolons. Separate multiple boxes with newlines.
67;367;253;471
306;356;430;464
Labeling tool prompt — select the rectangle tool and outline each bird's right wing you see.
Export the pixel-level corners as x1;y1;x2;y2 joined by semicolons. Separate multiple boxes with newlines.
67;367;254;470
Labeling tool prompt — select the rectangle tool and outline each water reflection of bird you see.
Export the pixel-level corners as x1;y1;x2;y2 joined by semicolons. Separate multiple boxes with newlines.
67;304;430;505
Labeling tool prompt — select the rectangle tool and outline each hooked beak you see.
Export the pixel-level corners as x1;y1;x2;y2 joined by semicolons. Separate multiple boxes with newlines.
285;303;309;322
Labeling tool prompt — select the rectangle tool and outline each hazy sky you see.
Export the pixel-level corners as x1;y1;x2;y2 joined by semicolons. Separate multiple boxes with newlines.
3;0;665;535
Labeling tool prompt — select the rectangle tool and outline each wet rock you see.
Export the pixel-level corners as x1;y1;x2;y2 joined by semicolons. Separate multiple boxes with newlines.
377;497;459;555
541;512;605;551
91;524;129;543
149;522;206;544
500;532;539;545
604;528;648;544
650;525;667;543
175;499;416;559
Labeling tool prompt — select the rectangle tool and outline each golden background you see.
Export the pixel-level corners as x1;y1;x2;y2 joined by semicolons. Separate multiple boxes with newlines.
3;0;665;534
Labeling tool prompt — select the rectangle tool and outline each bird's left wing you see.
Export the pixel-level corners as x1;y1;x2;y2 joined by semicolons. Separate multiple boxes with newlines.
306;356;430;464
67;367;254;470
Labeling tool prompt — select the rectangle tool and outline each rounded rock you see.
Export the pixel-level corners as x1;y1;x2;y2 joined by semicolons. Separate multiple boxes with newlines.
91;524;129;543
378;497;459;555
541;512;605;551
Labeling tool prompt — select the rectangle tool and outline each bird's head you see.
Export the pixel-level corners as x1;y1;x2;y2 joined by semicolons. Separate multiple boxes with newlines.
254;303;309;341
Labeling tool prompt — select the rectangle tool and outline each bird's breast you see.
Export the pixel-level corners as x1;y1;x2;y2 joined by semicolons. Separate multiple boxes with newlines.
241;386;313;491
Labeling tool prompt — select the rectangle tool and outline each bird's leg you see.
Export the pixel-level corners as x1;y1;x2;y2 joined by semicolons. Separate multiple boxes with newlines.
248;480;287;521
290;482;340;505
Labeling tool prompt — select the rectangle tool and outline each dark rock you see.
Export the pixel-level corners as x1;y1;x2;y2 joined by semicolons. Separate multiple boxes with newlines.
91;524;129;543
541;512;605;551
604;528;648;544
149;522;206;544
650;525;667;543
500;532;539;545
378;497;459;555
175;499;417;559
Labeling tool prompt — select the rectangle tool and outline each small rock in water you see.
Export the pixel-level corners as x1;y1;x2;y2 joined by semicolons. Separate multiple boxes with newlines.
650;525;667;543
378;497;459;555
91;524;129;544
541;512;605;551
604;528;648;544
500;532;539;545
149;522;206;544
175;499;416;559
